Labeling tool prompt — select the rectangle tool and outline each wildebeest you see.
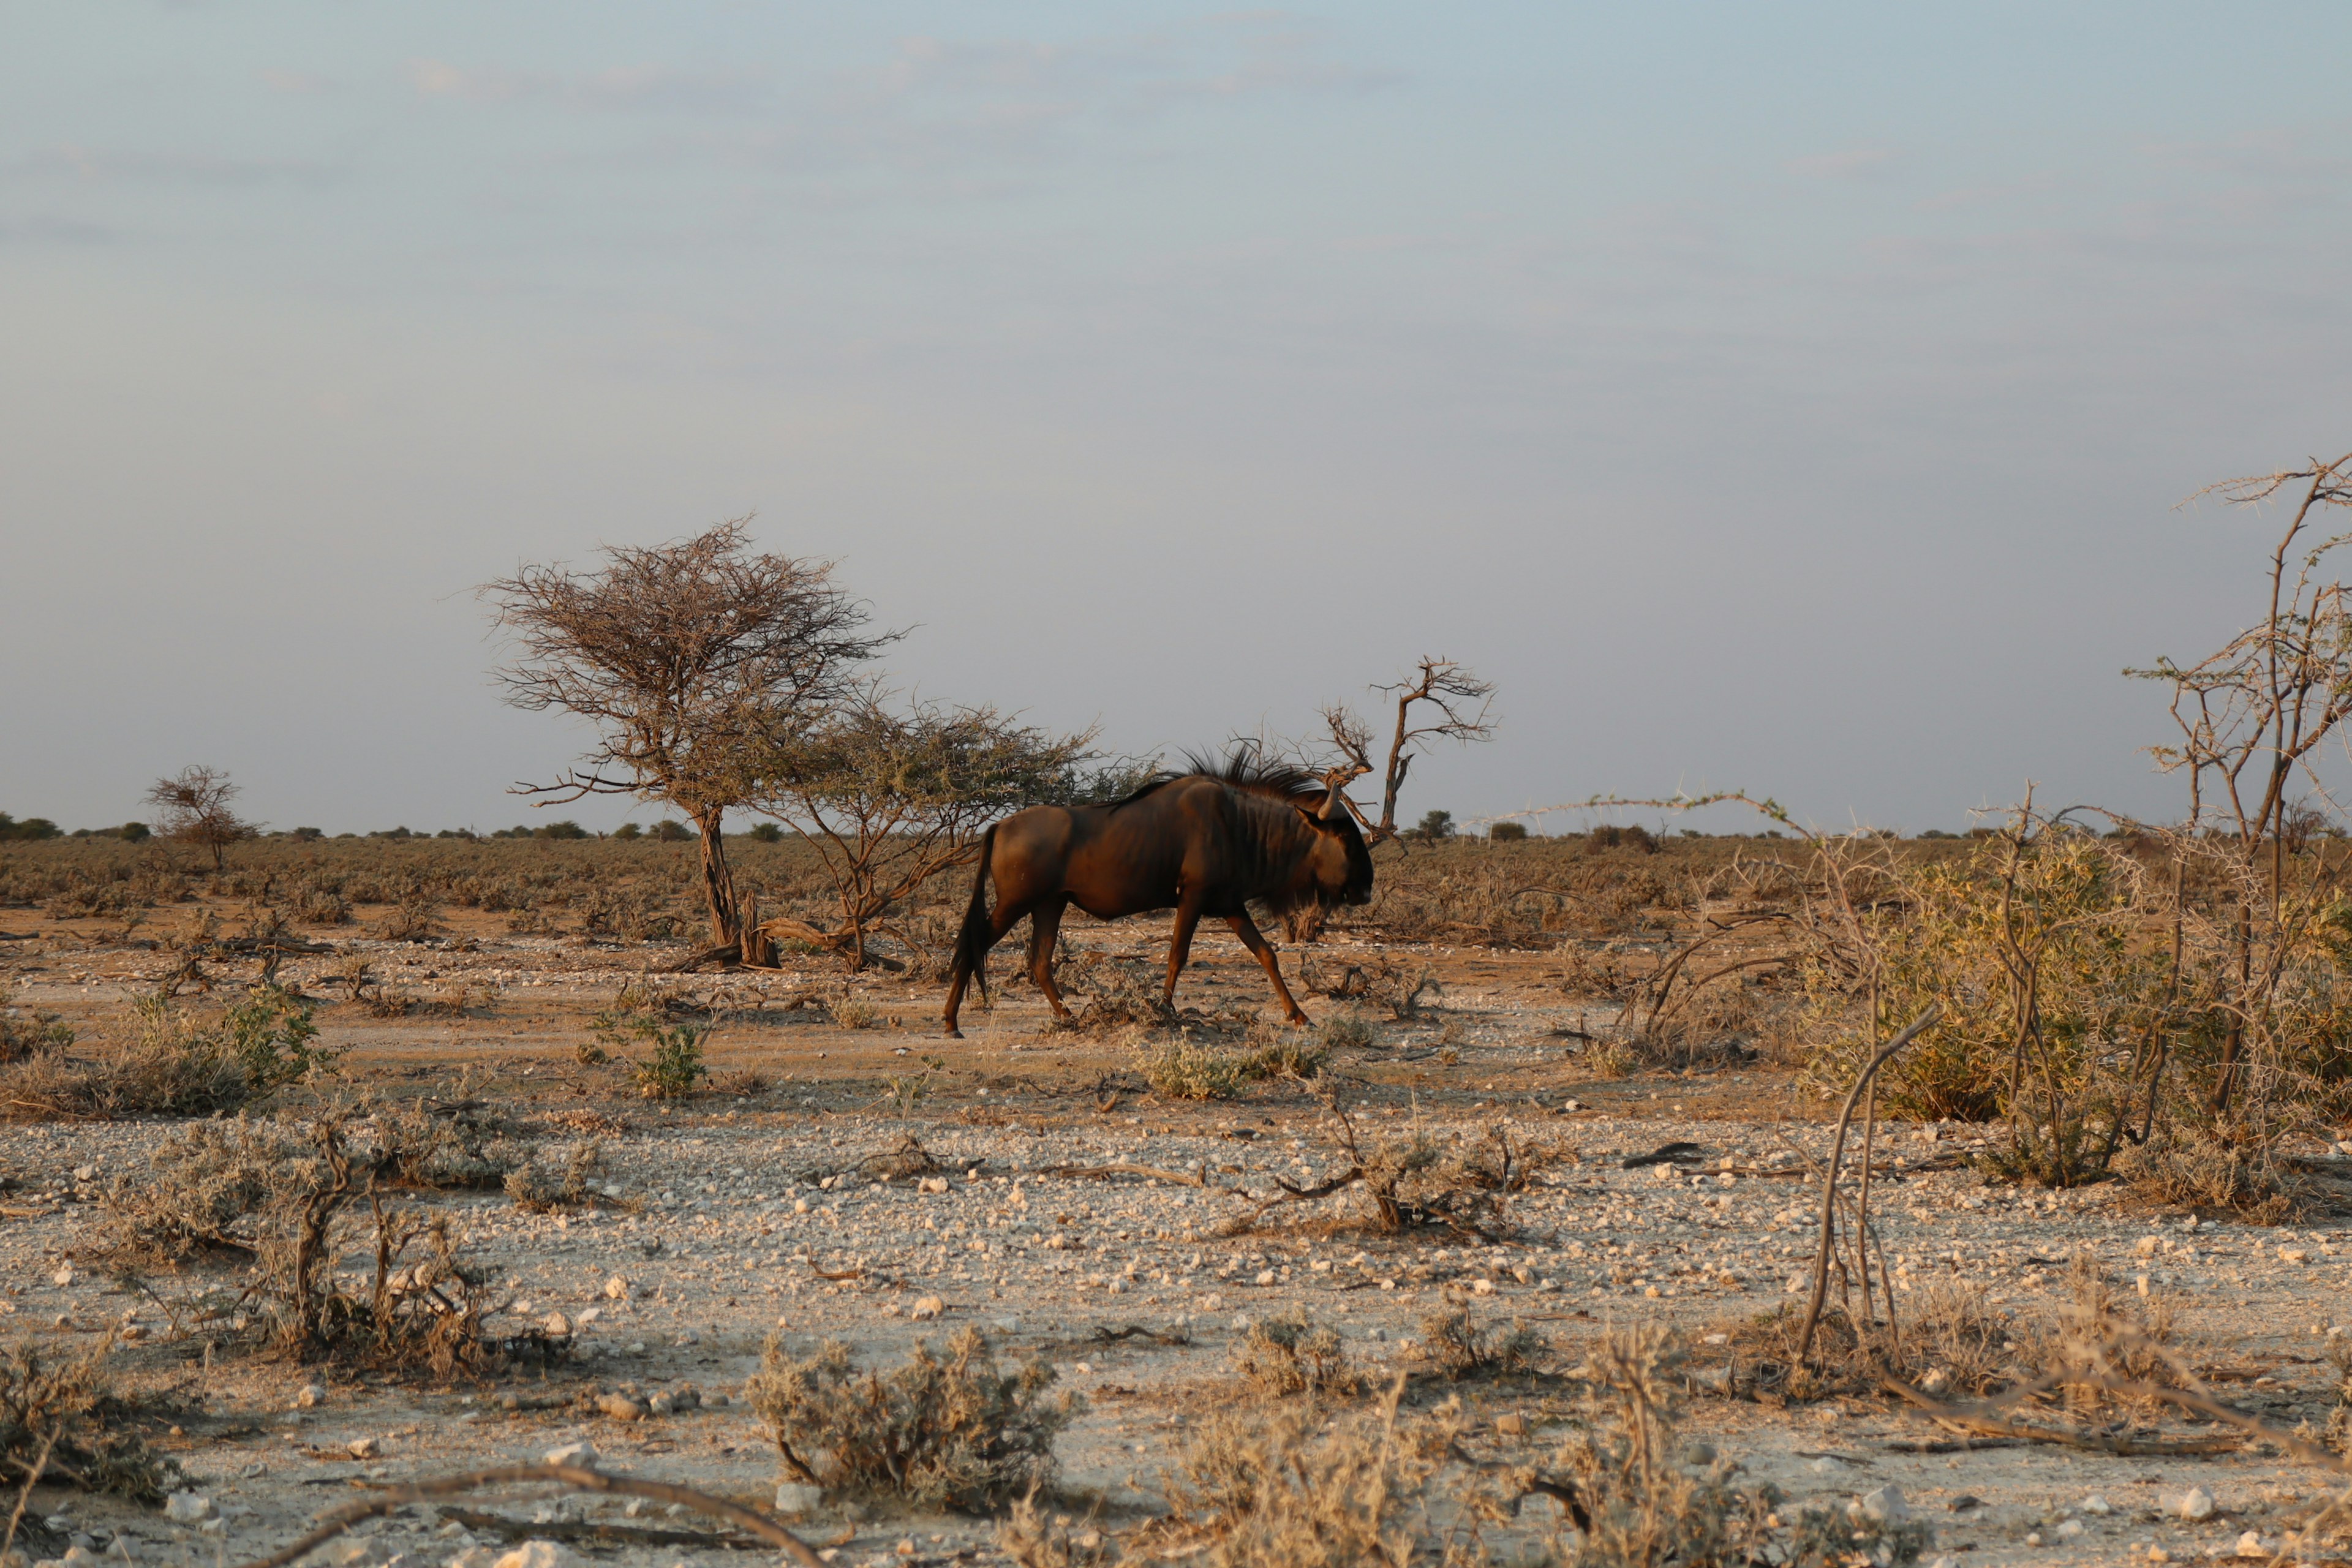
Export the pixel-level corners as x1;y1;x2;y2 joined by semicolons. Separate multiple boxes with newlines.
941;753;1374;1038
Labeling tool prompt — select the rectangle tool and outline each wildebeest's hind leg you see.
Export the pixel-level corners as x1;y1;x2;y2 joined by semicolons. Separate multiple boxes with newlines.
1226;912;1311;1026
943;897;1046;1037
1027;897;1074;1022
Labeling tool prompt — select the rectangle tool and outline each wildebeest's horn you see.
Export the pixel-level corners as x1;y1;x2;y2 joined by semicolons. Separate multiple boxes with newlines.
1319;788;1343;821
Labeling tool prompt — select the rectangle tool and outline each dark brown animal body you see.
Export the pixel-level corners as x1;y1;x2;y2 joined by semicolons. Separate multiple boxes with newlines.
941;756;1373;1038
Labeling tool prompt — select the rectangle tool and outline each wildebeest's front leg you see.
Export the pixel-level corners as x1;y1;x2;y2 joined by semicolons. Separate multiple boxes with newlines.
1163;889;1208;1009
1028;896;1074;1022
1226;912;1310;1026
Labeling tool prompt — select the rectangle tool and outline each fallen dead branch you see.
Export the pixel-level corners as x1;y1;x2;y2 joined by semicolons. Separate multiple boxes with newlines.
1881;1374;2240;1457
227;1462;822;1568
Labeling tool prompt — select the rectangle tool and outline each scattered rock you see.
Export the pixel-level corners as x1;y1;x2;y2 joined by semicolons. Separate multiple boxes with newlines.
346;1437;379;1459
773;1483;823;1516
542;1313;570;1337
908;1296;945;1321
162;1494;214;1524
597;1394;645;1423
603;1278;629;1301
1855;1485;1907;1526
2081;1496;2112;1515
295;1383;326;1409
2236;1532;2264;1558
541;1441;597;1469
2177;1486;2215;1521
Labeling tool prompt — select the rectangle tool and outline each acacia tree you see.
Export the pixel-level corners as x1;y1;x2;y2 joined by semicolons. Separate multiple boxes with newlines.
748;690;1121;970
144;766;257;872
484;519;896;956
1319;657;1496;843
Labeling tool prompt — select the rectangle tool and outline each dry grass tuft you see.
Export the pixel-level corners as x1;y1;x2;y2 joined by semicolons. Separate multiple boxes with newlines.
2114;1121;2317;1223
1233;1312;1357;1400
748;1327;1078;1514
1418;1303;1547;1381
504;1140;607;1213
1152;1382;1460;1568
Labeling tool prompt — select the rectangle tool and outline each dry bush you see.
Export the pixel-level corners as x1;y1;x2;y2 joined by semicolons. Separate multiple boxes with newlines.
1540;1327;1808;1568
0;1338;178;1503
1709;1255;2180;1416
1714;1278;2011;1404
1417;1303;1547;1381
1142;1033;1326;1103
1234;1312;1357;1400
1058;960;1177;1035
748;1327;1077;1513
292;879;350;925
102;1109;562;1376
0;984;334;1123
2114;1121;2316;1224
1315;1010;1376;1051
1152;1383;1464;1568
505;1141;606;1213
375;897;447;942
0;986;73;1065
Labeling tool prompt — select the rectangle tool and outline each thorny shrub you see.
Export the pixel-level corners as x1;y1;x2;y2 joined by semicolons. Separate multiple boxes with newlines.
748;1328;1078;1513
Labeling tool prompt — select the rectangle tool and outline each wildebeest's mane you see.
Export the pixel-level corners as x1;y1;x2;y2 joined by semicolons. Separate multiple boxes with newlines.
1108;748;1329;810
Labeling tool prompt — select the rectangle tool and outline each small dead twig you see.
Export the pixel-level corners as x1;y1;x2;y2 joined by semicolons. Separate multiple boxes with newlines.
227;1463;821;1568
1797;1004;1940;1362
1;1433;56;1561
807;1262;865;1282
1036;1162;1219;1188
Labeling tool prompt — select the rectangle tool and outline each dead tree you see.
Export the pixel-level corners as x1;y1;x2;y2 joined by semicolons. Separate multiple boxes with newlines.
1321;657;1496;844
484;519;896;959
143;766;257;872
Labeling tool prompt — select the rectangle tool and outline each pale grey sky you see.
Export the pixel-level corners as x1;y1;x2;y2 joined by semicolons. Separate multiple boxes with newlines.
6;4;2351;835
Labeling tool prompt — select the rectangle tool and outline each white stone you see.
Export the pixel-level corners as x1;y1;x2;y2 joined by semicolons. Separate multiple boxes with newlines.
1856;1486;1907;1525
296;1383;326;1409
2082;1496;2113;1515
772;1483;823;1516
445;1550;500;1568
542;1314;571;1337
490;1544;574;1568
162;1494;214;1524
2236;1532;2264;1558
603;1278;629;1300
50;1268;73;1289
2056;1518;2086;1539
541;1441;597;1469
908;1297;945;1321
2177;1486;2215;1521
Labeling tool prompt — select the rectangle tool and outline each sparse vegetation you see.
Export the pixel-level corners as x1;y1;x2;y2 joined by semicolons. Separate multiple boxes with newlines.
748;1328;1077;1513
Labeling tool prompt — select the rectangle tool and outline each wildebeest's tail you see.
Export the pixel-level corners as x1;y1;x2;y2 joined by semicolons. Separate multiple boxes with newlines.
950;824;998;1000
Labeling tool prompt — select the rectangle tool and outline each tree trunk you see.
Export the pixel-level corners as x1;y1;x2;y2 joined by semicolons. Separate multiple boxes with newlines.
694;809;740;949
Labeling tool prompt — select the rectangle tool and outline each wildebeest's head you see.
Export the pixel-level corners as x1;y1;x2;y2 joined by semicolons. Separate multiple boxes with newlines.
1280;782;1374;940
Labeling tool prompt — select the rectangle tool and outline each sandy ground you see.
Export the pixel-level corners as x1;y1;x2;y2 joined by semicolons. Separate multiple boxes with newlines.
2;914;2350;1567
